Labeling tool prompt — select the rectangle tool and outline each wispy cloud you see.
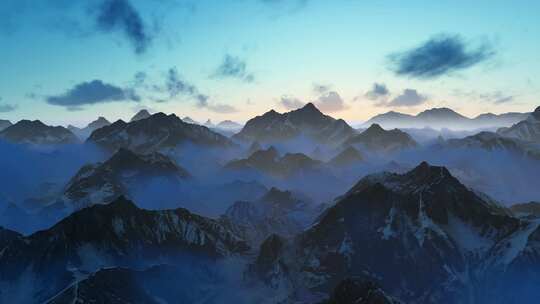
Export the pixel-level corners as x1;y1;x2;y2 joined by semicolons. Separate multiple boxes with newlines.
212;55;255;83
452;89;516;105
388;34;495;79
163;67;238;113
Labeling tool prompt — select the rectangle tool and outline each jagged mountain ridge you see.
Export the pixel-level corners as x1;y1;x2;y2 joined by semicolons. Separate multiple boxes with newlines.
233;103;355;146
444;131;540;160
225;146;324;178
0;120;79;145
345;124;417;152
328;146;364;167
497;106;540;142
130;109;151;122
87;112;233;153
0;196;249;303
365;107;530;130
68;116;111;140
251;162;540;303
222;187;317;246
61;148;190;209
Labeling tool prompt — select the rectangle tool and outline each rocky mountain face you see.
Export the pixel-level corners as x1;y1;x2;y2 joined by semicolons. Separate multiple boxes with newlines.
251;162;540;303
221;187;317;246
233;103;355;146
444;131;540;159
345;124;417;152
0;196;249;303
497;106;540;143
0;119;12;131
87;112;233;153
130;109;151;122
61;148;190;209
0;120;78;145
68;116;111;140
365;107;529;130
225;146;324;178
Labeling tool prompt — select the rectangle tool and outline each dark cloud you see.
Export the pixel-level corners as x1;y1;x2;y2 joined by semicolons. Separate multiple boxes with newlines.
388;34;495;79
212;55;255;83
280;96;305;110
46;80;140;108
314;91;347;112
365;83;390;100
96;0;152;54
384;89;427;107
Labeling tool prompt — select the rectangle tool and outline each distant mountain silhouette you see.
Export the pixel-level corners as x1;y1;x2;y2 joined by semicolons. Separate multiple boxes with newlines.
0;120;78;145
365;107;529;130
345;124;417;152
68;116;111;140
225;146;323;178
328;146;364;167
445;131;540;159
130;109;151;122
87;112;233;153
216;120;242;130
234;103;355;145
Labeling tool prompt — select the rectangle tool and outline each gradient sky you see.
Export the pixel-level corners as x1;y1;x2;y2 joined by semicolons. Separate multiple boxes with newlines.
0;0;539;126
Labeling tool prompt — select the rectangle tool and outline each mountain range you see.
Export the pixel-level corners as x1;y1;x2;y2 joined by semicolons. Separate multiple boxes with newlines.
365;107;529;130
60;148;190;209
234;103;356;146
0;120;78;145
225;146;324;178
0;196;249;303
250;162;540;303
345;124;418;152
87;112;233;153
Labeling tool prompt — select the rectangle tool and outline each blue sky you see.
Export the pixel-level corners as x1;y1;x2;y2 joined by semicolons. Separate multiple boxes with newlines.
0;0;539;126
